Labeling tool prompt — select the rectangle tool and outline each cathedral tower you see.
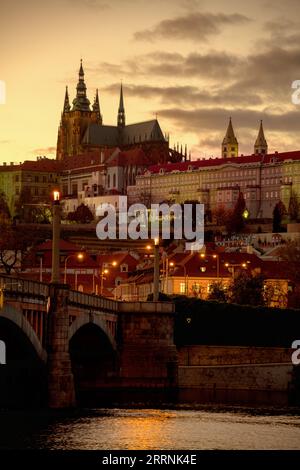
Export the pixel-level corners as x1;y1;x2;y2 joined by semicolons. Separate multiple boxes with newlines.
222;117;238;158
56;60;102;160
254;120;268;155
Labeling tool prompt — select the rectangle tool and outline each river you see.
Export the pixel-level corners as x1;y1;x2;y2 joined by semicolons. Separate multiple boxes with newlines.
0;407;300;450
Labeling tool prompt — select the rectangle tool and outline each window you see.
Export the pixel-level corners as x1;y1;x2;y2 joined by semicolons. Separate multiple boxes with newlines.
113;173;116;187
43;176;47;183
179;282;186;294
231;147;235;151
72;184;77;196
35;176;39;183
107;174;110;188
120;264;128;272
34;187;39;196
15;175;19;182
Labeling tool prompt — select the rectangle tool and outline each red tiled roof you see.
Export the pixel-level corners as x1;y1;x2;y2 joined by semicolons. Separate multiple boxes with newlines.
107;147;151;167
61;148;116;171
147;150;300;174
35;240;82;251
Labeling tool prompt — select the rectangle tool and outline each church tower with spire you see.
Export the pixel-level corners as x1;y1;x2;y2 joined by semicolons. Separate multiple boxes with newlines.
117;83;125;128
56;60;102;160
222;117;239;158
254;120;268;155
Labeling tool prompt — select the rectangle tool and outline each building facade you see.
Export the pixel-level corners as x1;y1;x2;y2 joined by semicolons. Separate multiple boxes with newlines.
128;150;300;219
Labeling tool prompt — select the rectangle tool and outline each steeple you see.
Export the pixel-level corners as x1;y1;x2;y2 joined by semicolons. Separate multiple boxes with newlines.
72;59;91;111
222;117;238;158
117;83;125;128
63;86;71;113
92;88;102;124
254;120;268;155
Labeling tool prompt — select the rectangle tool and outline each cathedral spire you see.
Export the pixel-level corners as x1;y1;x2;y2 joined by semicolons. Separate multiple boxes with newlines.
222;117;238;158
254;120;268;155
93;88;102;124
118;83;125;127
63;86;71;113
72;59;91;111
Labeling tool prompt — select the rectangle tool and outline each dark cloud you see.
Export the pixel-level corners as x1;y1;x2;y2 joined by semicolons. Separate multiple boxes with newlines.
157;107;300;134
104;82;262;106
94;50;244;80
134;12;251;42
65;0;109;10
226;47;300;102
33;146;56;154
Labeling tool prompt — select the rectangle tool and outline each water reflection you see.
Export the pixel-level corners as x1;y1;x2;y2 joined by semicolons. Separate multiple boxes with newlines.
1;408;300;450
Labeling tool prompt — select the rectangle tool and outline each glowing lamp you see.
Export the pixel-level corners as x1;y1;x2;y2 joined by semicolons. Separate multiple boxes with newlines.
53;190;60;202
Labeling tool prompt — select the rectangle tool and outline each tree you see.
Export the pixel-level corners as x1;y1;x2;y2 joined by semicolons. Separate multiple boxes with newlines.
278;241;300;308
212;205;231;226
229;270;266;307
288;191;299;222
0;192;11;223
273;200;286;232
67;203;94;224
207;282;228;302
227;192;246;233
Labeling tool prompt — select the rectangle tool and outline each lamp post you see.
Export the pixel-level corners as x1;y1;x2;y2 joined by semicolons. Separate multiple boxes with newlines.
51;190;61;284
200;253;220;278
64;253;84;286
99;261;117;296
153;237;160;301
225;262;248;279
164;259;174;294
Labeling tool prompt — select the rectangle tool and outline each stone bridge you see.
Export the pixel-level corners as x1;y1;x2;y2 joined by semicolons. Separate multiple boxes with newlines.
0;275;177;408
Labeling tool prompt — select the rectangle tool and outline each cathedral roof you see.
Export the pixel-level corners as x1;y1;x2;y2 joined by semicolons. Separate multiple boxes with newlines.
82;119;166;147
82;124;119;146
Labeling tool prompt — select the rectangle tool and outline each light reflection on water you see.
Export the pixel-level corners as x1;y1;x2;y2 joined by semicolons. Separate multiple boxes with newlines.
1;408;300;450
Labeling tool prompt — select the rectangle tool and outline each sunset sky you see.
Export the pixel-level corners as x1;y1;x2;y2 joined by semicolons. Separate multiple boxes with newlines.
1;0;300;163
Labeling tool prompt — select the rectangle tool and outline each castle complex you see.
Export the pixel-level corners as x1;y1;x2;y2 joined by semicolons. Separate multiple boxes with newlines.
0;62;299;222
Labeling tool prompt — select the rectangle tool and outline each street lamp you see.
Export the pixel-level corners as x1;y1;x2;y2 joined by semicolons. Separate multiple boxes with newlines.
153;237;160;301
99;261;117;296
64;253;84;285
225;262;249;279
163;259;174;293
200;253;220;278
51;190;61;283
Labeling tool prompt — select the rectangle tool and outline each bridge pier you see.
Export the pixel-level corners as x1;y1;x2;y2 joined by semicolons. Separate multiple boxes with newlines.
46;284;76;408
118;302;178;402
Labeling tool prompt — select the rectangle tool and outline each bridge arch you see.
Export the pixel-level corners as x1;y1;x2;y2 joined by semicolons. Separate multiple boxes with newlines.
0;305;46;362
68;311;117;350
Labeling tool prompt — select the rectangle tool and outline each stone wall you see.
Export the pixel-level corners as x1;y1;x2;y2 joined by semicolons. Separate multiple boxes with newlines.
177;345;294;405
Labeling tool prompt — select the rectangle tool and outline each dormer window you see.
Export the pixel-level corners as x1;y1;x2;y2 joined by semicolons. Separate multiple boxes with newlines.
120;263;128;273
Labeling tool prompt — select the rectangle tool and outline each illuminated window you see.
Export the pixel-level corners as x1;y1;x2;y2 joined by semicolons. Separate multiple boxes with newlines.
179;282;186;293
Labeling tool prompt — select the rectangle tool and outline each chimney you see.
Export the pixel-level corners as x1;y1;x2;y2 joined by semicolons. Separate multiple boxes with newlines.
3;162;6;166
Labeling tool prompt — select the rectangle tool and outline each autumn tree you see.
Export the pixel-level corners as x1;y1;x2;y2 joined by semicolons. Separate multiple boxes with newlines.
278;241;300;307
67;203;94;224
227;192;246;233
229;270;266;307
207;282;228;302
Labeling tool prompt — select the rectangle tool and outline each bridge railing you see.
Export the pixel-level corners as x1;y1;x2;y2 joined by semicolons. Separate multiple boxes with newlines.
68;290;119;312
0;275;120;312
0;275;49;301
